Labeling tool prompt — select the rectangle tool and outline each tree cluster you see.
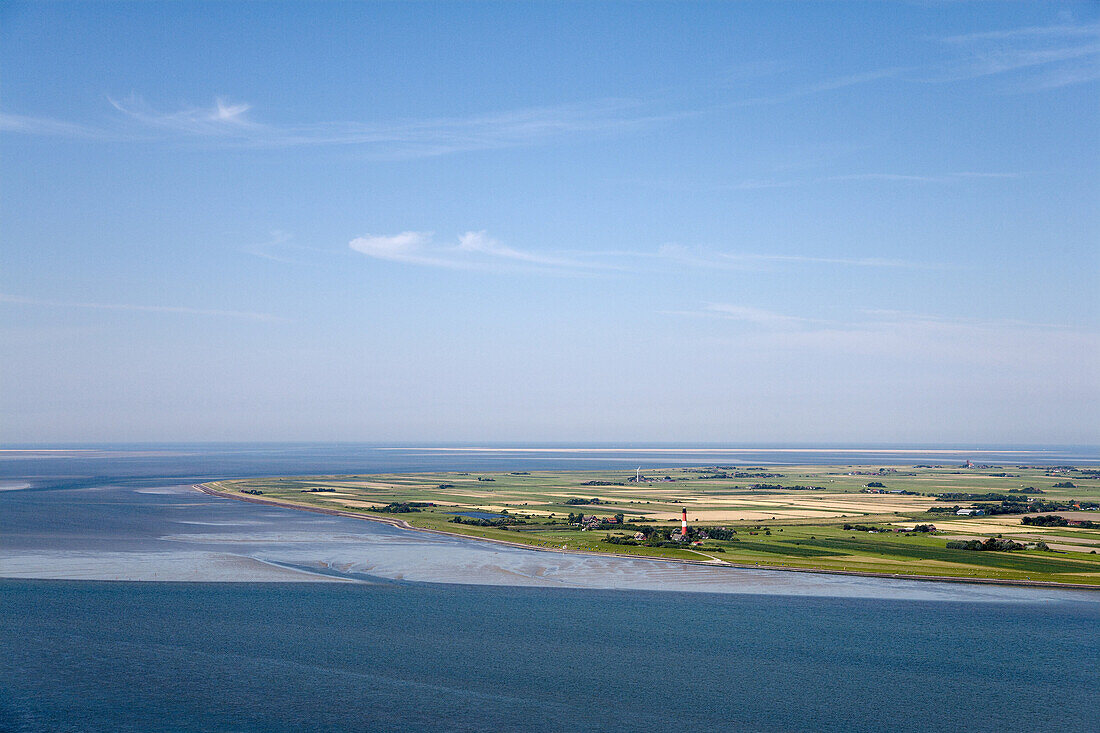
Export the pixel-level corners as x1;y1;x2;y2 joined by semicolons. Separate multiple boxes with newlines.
842;523;890;532
1022;514;1068;527
946;537;1026;552
750;483;826;491
375;501;434;513
972;499;1096;515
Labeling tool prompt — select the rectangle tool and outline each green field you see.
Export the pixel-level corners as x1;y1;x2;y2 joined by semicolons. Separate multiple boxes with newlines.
208;463;1100;586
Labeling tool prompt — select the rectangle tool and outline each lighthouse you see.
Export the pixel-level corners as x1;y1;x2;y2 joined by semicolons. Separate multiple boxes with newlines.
681;507;688;538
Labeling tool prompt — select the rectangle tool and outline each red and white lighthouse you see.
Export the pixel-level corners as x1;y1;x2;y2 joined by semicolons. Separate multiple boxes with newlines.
681;507;688;538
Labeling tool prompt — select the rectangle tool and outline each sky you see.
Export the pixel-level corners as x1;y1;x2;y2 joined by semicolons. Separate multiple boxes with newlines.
1;1;1098;445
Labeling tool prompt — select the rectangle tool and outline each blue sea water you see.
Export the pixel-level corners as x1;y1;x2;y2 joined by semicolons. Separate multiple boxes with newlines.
3;580;1097;732
2;444;1099;731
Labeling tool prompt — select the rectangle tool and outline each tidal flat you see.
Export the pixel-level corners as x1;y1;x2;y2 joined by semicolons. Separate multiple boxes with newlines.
214;462;1100;587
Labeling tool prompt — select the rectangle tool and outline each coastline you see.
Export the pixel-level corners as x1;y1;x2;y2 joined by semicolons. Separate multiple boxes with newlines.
194;482;1100;591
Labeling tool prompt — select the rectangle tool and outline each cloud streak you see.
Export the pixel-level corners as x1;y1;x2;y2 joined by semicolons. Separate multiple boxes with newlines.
671;303;1099;365
931;20;1100;89
718;252;936;269
4;19;1092;156
4;95;674;158
680;303;1081;333
940;22;1100;44
243;231;340;265
102;95;673;158
348;231;611;273
726;67;906;108
0;112;104;138
696;303;815;328
0;293;284;322
727;171;1020;190
349;231;939;274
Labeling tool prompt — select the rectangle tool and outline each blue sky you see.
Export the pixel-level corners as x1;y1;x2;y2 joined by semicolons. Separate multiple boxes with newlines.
2;1;1097;444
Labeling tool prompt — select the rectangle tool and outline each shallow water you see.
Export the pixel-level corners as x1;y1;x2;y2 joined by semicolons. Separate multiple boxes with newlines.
2;445;1098;600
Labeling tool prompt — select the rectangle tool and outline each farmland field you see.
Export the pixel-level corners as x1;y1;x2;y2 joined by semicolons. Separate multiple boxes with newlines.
209;463;1100;586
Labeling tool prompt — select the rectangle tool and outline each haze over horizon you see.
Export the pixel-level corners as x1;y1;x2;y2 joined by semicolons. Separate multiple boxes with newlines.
2;2;1097;445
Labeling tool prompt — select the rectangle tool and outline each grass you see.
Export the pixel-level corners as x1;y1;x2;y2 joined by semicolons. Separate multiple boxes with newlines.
208;462;1100;586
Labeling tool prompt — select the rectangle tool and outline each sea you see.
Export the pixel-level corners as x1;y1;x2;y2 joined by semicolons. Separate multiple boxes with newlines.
1;444;1098;732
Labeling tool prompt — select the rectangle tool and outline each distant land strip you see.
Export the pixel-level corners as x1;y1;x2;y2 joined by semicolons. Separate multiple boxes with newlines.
198;462;1100;589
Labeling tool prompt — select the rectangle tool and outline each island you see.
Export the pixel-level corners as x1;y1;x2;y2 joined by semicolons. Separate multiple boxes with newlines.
200;463;1100;587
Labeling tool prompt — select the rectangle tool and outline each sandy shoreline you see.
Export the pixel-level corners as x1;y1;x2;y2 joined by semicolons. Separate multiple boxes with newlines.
194;483;1099;591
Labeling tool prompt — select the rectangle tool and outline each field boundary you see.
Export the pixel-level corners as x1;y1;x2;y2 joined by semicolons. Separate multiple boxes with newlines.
194;482;1099;591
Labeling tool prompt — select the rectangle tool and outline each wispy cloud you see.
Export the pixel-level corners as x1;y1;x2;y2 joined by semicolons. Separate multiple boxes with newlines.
244;231;297;264
694;303;815;328
671;303;1099;363
682;303;1080;333
827;172;1018;183
0;112;103;138
726;68;906;108
349;232;938;274
348;231;610;273
5;18;1092;158
455;231;592;269
931;20;1100;89
857;308;1076;332
727;171;1020;189
101;95;673;158
108;96;256;135
349;232;463;269
0;293;283;322
938;43;1100;83
243;231;340;265
4;95;673;158
940;22;1100;44
719;252;936;269
640;244;937;271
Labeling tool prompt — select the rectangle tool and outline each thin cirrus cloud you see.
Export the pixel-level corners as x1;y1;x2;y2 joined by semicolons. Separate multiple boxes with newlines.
108;96;255;134
0;112;103;138
929;20;1100;88
682;302;1078;332
669;303;1098;364
349;231;605;273
0;71;896;151
243;230;340;266
1;94;671;158
640;244;936;270
939;22;1100;43
728;171;1020;190
695;303;815;328
717;252;935;269
725;67;907;108
0;293;284;322
3;18;1093;154
348;233;936;274
104;94;669;157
